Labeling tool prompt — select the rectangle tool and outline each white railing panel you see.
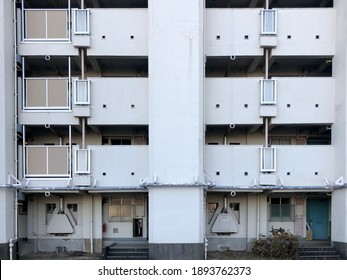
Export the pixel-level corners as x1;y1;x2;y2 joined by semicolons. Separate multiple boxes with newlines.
260;147;277;172
73;9;90;35
74;149;91;174
73;80;90;105
261;9;277;35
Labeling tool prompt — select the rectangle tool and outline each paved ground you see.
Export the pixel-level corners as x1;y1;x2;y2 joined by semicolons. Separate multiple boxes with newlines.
17;250;267;260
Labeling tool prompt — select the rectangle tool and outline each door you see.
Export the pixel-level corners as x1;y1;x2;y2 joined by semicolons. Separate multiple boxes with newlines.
306;199;329;240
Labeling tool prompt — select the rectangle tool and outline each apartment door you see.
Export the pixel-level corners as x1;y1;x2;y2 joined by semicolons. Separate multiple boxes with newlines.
306;199;329;240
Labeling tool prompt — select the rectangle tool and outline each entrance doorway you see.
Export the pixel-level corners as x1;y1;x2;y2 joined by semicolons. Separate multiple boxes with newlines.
306;199;329;240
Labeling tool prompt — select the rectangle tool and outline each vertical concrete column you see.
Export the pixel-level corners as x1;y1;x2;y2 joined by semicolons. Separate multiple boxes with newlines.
332;0;347;259
148;0;205;259
0;0;15;259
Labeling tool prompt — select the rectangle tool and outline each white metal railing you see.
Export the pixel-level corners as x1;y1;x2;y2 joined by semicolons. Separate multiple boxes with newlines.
74;149;91;174
260;79;277;105
260;147;276;172
72;9;90;35
24;78;70;110
261;9;278;35
23;9;70;41
73;80;91;105
25;146;70;177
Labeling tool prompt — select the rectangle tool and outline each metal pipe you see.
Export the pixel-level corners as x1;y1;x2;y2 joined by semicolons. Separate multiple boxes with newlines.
81;0;85;9
265;49;269;79
265;117;269;147
82;117;86;149
59;197;64;213
266;0;269;9
81;49;85;80
13;0;18;245
90;194;94;254
256;194;260;240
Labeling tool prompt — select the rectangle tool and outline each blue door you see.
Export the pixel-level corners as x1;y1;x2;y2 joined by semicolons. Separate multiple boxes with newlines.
307;199;329;240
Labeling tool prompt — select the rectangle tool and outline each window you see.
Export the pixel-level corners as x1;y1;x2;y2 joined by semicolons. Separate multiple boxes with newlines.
207;203;219;224
109;197;133;222
46;203;56;225
74;149;91;174
102;137;132;145
73;80;90;105
67;203;78;223
269;197;294;221
260;79;277;105
271;138;292;145
230;203;240;224
261;9;278;35
260;147;276;172
73;9;90;35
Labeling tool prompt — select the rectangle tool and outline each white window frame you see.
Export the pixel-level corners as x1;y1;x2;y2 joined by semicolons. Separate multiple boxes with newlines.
261;9;278;35
73;80;91;105
74;149;91;174
260;147;277;172
73;9;90;35
260;79;277;105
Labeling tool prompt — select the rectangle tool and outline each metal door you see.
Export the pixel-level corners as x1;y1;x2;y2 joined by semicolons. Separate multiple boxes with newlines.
307;199;329;240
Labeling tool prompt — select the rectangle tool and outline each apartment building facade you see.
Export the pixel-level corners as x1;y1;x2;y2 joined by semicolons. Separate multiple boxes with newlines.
1;0;347;260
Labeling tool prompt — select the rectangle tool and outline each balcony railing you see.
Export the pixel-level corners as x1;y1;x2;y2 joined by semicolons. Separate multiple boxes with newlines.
25;146;70;177
23;9;70;41
24;78;70;110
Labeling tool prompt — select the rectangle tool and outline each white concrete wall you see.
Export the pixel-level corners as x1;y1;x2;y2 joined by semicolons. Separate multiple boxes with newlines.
273;77;334;124
205;77;334;125
205;78;261;125
331;189;347;243
88;9;147;56
205;145;334;187
88;78;148;125
272;9;335;56
205;8;335;57
205;9;262;56
149;187;204;243
148;0;204;185
0;190;15;244
90;145;148;187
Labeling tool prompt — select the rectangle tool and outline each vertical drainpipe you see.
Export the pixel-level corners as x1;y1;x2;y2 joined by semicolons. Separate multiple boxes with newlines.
79;0;93;254
13;0;18;254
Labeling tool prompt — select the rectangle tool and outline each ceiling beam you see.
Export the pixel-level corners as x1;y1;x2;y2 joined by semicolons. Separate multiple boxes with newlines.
248;57;262;73
91;0;101;8
320;0;330;7
88;57;101;73
248;124;262;134
249;0;259;8
89;125;101;134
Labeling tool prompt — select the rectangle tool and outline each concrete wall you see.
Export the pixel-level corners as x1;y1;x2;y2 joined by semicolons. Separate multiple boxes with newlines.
148;0;204;185
205;8;335;56
205;77;334;125
88;78;148;125
205;145;334;187
0;0;15;259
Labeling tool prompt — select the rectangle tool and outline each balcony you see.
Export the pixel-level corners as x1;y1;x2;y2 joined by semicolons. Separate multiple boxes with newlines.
205;8;335;56
204;145;334;187
88;77;148;125
89;145;149;187
88;9;148;56
205;77;334;125
24;145;70;178
24;78;70;110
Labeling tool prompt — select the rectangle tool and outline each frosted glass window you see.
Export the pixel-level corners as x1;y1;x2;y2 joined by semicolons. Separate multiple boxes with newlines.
261;10;277;35
261;79;277;104
74;9;90;35
260;147;276;172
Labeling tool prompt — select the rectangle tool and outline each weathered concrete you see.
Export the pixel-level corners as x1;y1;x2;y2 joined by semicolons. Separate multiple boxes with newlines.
149;243;204;260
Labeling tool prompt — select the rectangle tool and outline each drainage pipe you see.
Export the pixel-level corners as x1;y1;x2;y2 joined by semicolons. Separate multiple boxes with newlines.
256;194;260;240
90;194;94;254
